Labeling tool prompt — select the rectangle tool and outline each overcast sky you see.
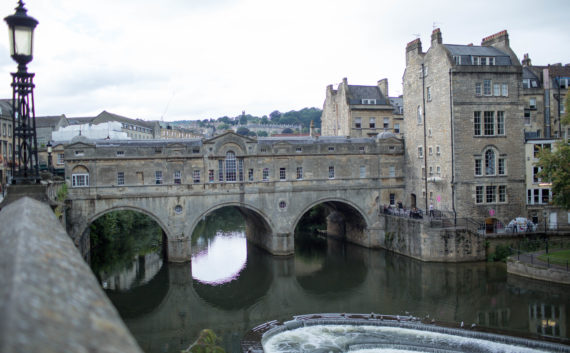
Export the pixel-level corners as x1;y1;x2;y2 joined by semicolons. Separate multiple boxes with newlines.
1;0;569;121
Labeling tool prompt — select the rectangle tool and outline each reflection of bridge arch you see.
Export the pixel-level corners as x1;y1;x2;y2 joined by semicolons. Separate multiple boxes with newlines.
192;244;273;310
186;202;276;250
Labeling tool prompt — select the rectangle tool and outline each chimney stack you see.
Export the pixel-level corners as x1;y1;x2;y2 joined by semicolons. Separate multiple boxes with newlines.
431;28;442;47
377;79;389;98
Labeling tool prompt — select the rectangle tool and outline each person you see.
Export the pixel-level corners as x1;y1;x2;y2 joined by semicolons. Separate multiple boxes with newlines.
429;202;434;217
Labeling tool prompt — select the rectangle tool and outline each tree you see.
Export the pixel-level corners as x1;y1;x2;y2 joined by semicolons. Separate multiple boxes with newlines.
281;128;293;134
257;131;268;137
536;93;570;209
236;127;250;136
269;110;281;121
218;123;230;131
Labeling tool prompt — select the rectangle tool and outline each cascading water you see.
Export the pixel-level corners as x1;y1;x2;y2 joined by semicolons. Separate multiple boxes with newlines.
244;314;570;353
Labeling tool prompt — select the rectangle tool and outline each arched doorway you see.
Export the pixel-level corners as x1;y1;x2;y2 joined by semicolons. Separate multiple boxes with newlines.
410;193;417;209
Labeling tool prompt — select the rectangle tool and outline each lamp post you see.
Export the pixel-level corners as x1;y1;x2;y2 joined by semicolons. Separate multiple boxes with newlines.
46;140;52;174
4;0;39;184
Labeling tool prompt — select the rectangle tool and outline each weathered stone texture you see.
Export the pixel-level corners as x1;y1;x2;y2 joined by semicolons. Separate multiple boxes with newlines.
0;197;142;353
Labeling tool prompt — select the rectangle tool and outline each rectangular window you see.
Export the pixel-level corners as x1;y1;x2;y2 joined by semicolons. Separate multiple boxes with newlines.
355;117;361;129
428;146;433;156
501;84;508;97
493;83;500;96
499;185;506;202
209;169;214;182
541;189;550;204
484;111;494;136
116;151;125;157
524;109;531;125
72;174;89;187
436;165;441;174
483;80;492;96
75;150;84;156
117;172;125;185
218;160;224;181
390;193;395;205
475;159;482;176
155;171;163;184
57;153;64;165
359;146;365;153
533;166;542;183
394;123;400;133
497;111;504;135
383;117;389;129
238;159;244;182
2;124;5;136
498;158;506;175
193;170;200;183
296;147;302;152
529;98;537;109
328;146;335;152
260;147;267;153
328;166;335;179
486;185;496;203
174;170;182;184
429;166;433;175
522;79;530;89
436;145;440;155
427;87;432;101
248;168;254;181
527;189;532;204
279;167;286;180
192;148;200;154
369;118;376;129
360;166;366;178
262;168;269;181
475;83;482;96
418;146;423;159
474;111;481;136
534;189;540;204
296;167;303;180
476;186;483;204
389;166;395;177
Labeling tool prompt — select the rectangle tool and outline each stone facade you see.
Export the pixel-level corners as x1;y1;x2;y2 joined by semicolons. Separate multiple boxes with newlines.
322;78;402;138
64;132;406;261
0;100;13;188
403;29;526;225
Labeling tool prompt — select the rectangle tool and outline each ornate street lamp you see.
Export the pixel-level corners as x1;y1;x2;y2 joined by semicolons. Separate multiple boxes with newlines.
4;0;39;184
46;140;52;173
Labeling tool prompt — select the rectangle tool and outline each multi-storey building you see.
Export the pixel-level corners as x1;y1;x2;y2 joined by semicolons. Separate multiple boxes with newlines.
67;111;159;140
521;54;570;140
0;100;13;188
403;29;526;226
322;78;402;138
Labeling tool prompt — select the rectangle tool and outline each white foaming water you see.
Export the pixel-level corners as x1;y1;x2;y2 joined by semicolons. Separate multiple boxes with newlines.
263;325;550;353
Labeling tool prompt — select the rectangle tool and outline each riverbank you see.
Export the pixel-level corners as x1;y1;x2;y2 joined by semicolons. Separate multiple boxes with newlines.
507;249;570;285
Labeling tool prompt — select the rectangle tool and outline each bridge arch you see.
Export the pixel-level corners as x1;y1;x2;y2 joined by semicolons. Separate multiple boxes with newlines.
86;205;171;240
186;202;278;254
292;197;370;245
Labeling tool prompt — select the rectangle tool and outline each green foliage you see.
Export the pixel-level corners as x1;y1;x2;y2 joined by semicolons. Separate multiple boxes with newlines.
191;207;245;244
487;244;512;262
236;127;250;136
536;93;570;209
538;249;570;265
182;329;224;353
257;131;268;137
90;210;163;276
217;123;230;131
295;204;327;235
536;142;570;209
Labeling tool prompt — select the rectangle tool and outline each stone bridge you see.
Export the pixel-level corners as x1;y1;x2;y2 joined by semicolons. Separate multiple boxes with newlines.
65;132;406;261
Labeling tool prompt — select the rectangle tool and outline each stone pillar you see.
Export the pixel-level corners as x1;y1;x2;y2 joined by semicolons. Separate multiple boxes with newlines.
167;236;191;262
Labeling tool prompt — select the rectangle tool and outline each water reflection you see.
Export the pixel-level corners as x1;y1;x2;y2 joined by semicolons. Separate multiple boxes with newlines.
95;208;570;353
191;231;247;285
101;252;163;291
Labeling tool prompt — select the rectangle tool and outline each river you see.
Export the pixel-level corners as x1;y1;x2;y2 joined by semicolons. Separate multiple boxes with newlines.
92;208;569;353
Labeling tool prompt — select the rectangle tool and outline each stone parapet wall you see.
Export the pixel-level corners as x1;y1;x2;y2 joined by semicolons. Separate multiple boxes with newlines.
0;197;142;353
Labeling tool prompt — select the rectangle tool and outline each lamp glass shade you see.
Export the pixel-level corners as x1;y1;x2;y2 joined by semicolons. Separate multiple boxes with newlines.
9;25;34;57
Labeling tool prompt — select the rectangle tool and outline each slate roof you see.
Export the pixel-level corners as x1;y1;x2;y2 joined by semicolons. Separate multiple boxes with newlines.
35;115;66;128
347;85;388;105
0;99;12;117
444;44;512;66
547;65;570;78
67;117;96;125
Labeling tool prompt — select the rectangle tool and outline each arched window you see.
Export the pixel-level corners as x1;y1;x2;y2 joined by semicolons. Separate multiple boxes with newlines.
417;106;422;124
485;149;495;175
71;165;90;187
225;151;237;181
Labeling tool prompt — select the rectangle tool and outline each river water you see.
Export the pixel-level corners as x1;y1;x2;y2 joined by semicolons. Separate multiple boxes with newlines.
94;209;569;353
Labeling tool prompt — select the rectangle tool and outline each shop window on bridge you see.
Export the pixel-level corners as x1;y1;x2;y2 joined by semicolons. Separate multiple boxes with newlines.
225;151;237;181
174;170;182;184
248;168;254;181
279;168;286;180
193;170;200;184
57;153;64;165
328;166;335;179
117;172;124;186
218;160;223;181
262;168;269;181
72;166;90;188
209;169;214;182
155;171;163;185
